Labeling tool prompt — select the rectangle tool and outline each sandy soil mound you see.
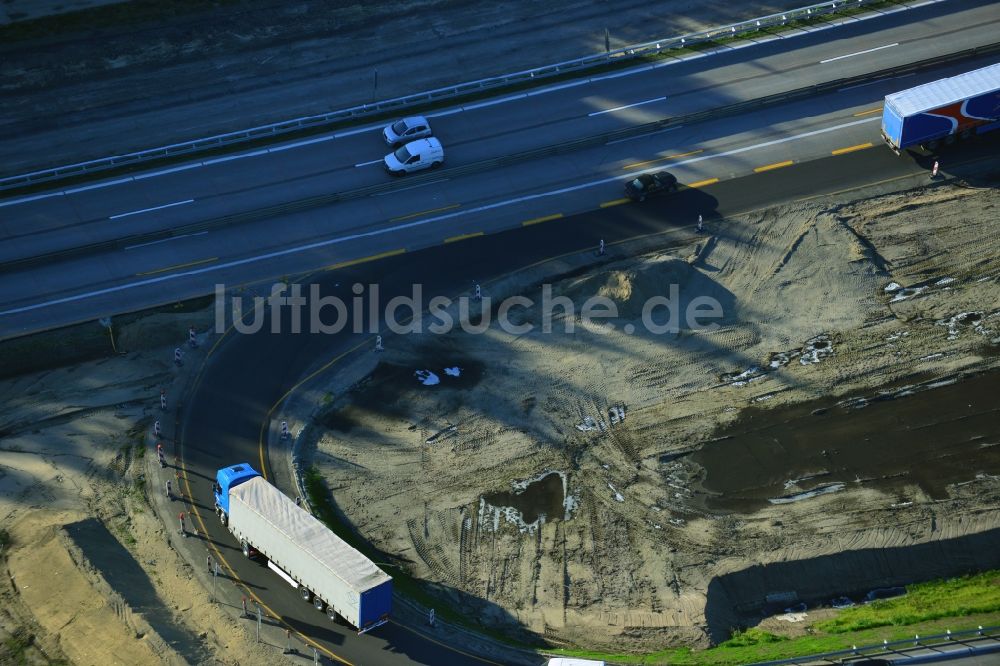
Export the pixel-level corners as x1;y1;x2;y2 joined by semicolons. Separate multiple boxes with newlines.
308;181;1000;651
7;512;171;666
0;310;271;666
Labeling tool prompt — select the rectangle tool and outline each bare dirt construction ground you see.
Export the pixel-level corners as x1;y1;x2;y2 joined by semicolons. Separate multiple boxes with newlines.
310;178;1000;651
0;310;274;665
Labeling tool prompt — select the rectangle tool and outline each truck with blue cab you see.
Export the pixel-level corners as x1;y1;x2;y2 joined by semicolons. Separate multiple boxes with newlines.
214;463;392;634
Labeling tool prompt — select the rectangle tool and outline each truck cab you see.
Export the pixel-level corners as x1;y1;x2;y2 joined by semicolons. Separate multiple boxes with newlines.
214;463;261;525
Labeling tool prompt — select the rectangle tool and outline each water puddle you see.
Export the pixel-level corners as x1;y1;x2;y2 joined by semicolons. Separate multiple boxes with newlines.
691;369;1000;513
481;472;568;531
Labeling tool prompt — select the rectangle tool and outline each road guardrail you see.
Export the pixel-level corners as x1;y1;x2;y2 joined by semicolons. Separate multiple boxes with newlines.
747;625;1000;665
0;0;892;192
3;40;998;274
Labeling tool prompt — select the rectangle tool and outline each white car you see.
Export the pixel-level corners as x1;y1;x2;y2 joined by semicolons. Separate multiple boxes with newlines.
383;116;432;146
383;137;444;175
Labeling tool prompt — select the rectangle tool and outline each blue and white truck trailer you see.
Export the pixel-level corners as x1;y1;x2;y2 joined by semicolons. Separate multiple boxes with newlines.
881;62;1000;153
214;463;392;634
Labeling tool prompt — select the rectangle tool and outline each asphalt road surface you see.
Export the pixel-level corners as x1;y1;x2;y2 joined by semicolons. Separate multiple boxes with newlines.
0;0;855;173
1;0;998;340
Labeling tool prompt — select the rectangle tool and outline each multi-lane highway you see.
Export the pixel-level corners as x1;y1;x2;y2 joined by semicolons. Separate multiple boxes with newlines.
4;1;1000;664
1;0;998;339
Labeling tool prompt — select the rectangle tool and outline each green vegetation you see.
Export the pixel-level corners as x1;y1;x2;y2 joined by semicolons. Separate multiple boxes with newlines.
1;0;905;198
306;468;1000;663
549;616;1000;665
548;572;1000;665
302;466;540;648
3;628;33;664
818;572;1000;633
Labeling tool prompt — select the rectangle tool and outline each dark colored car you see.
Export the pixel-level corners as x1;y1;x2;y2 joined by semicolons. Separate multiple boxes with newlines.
624;171;678;202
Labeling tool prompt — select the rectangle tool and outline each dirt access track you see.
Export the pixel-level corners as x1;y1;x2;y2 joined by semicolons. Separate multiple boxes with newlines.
304;177;1000;651
0;310;281;666
0;0;807;173
0;174;997;662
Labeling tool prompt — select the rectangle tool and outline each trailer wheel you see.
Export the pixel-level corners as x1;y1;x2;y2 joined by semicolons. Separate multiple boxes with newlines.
300;587;313;603
313;596;326;612
241;539;251;558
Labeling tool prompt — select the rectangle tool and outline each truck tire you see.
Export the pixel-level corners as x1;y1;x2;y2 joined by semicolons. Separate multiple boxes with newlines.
313;596;326;612
241;539;251;558
300;587;313;603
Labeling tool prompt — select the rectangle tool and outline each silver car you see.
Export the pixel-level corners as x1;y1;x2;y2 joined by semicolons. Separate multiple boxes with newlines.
383;116;432;146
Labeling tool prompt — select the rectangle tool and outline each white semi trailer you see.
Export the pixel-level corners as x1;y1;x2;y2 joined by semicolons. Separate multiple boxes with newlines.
214;463;392;634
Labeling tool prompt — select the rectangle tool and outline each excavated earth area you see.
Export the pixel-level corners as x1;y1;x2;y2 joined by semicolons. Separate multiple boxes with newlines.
311;180;1000;650
0;310;275;665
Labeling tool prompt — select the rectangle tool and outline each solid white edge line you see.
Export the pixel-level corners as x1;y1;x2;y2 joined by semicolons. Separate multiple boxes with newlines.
134;163;203;179
267;135;336;153
334;125;382;138
373;179;448;196
589;96;667;117
463;94;528;111
425;108;465;118
203;150;269;166
1;115;880;318
606;125;683;146
527;79;590;96
0;191;66;208
0;1;934;208
820;42;898;64
125;231;208;251
64;177;134;194
109;198;195;220
589;65;654;83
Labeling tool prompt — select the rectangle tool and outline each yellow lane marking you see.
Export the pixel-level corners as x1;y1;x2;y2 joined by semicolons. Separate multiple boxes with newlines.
832;142;873;155
324;248;406;271
522;213;563;226
180;468;355;665
853;107;883;117
796;150;998;202
136;256;217;276
390;203;460;222
180;357;355;664
391;618;506;665
623;149;703;170
254;333;508;665
687;177;719;188
754;160;794;173
444;231;484;243
600;198;630;208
